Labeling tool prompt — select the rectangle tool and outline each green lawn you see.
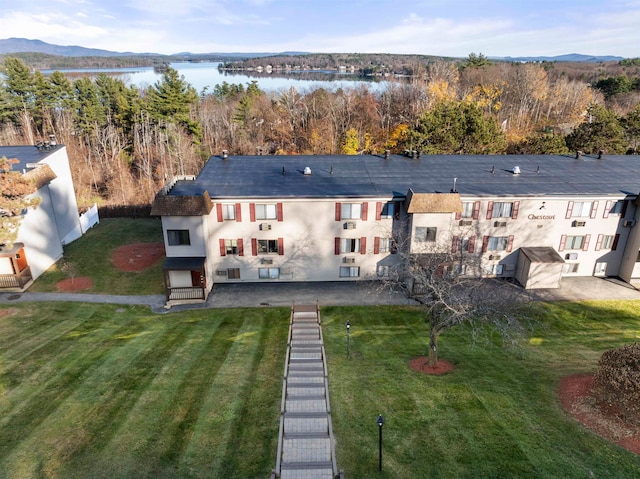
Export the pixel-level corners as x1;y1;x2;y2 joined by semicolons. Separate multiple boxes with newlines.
1;301;640;478
28;218;165;295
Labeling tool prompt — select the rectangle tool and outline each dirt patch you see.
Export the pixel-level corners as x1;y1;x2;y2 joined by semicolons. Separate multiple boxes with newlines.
409;356;455;375
56;277;93;292
559;374;640;454
112;242;165;272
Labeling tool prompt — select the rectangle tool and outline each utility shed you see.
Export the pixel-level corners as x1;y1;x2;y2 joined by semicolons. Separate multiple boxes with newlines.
517;247;565;289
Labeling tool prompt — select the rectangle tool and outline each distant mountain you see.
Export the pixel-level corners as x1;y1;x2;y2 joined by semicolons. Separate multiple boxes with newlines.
497;53;625;63
0;37;145;57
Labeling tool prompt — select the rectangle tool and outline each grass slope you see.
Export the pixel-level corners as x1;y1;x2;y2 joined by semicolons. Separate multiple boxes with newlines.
29;218;164;295
1;302;640;478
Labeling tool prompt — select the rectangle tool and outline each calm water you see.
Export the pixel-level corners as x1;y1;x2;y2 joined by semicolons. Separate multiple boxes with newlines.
44;61;389;94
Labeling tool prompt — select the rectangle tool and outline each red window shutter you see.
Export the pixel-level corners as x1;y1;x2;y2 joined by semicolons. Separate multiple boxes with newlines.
486;201;494;220
590;201;598;219
335;203;341;221
235;203;242;222
603;200;612;219
249;203;256;222
360;237;367;254
473;201;480;220
277;203;283;222
335;237;340;255
361;202;368;221
455;211;461;220
506;235;514;252
374;236;380;254
238;239;244;256
565;201;574;219
216;203;223;222
559;235;567;252
278;237;284;255
468;236;476;253
251;238;258;256
595;234;603;251
583;234;591;251
511;201;520;219
219;238;226;256
482;235;489;253
451;236;459;253
376;202;383;221
612;234;620;250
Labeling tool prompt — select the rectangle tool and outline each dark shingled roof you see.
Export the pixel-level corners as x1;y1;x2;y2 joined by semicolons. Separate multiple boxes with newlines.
163;153;640;201
520;247;565;264
0;145;64;172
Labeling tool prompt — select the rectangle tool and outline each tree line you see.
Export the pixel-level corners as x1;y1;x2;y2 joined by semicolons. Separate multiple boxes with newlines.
0;56;639;208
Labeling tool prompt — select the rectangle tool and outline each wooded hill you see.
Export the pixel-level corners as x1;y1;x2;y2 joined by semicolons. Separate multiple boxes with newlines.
0;55;638;210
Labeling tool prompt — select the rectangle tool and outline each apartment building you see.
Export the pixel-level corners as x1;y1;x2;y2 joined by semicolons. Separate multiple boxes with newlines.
151;153;640;301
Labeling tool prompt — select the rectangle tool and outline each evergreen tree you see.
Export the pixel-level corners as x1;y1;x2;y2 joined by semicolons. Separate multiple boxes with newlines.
565;104;626;154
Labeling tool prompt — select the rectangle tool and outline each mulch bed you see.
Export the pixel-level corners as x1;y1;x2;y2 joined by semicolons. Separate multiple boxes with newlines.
558;373;640;454
409;356;455;375
111;242;165;272
56;277;93;292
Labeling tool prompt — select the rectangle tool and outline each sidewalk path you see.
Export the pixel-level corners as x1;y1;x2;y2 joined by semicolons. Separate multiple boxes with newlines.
0;277;638;313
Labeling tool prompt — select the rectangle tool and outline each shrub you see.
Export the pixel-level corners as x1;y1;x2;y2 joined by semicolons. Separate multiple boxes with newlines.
592;343;640;426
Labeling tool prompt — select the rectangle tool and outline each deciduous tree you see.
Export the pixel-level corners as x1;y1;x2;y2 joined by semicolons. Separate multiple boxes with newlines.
0;157;41;248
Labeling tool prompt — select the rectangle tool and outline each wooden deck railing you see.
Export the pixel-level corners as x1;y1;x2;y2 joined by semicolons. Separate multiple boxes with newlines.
0;267;32;289
167;286;205;301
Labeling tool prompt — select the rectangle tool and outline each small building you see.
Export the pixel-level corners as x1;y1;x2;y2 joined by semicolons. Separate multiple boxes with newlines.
151;152;640;303
0;144;83;290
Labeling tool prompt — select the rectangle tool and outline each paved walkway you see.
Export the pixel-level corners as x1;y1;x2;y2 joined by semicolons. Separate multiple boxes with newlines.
272;303;341;479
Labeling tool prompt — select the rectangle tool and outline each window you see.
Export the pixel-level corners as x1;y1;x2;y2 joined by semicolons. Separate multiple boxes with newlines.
461;202;474;218
566;235;585;250
341;238;361;253
571;202;593;218
167;229;190;246
610;200;624;215
339;266;360;277
256;204;277;220
258;239;279;254
491;202;513;218
601;235;615;250
379;238;392;253
381;202;394;218
453;264;468;275
221;204;236;220
594;262;607;274
563;263;579;273
376;265;389;277
225;239;238;255
484;264;504;275
227;268;240;279
487;236;508;251
259;267;280;279
341;203;362;220
415;227;437;242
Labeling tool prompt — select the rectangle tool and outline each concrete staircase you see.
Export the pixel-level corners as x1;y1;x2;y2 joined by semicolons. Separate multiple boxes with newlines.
272;303;343;479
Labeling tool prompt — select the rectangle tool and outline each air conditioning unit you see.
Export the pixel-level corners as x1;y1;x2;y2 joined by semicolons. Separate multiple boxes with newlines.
572;220;586;227
259;223;272;231
494;221;507;227
565;253;578;260
489;254;501;260
344;221;356;230
261;258;273;265
623;219;637;227
344;257;356;264
215;270;228;276
459;220;473;226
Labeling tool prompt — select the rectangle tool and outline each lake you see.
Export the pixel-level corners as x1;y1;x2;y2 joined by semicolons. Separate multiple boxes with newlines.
44;61;390;94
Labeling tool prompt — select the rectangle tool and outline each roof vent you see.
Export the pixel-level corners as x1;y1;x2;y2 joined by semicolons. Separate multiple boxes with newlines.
303;166;312;175
575;150;583;159
512;166;521;175
221;150;228;160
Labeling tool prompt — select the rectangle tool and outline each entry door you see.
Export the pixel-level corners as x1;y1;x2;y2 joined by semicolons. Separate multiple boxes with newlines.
15;248;28;272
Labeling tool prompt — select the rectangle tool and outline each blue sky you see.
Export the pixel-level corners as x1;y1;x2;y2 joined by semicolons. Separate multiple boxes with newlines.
0;0;638;57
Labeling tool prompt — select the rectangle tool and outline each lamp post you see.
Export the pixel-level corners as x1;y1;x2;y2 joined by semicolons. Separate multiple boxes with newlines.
346;320;351;358
377;414;385;472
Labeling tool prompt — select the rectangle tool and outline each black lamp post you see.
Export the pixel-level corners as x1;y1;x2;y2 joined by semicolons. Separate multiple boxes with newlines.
377;414;385;471
346;320;351;358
